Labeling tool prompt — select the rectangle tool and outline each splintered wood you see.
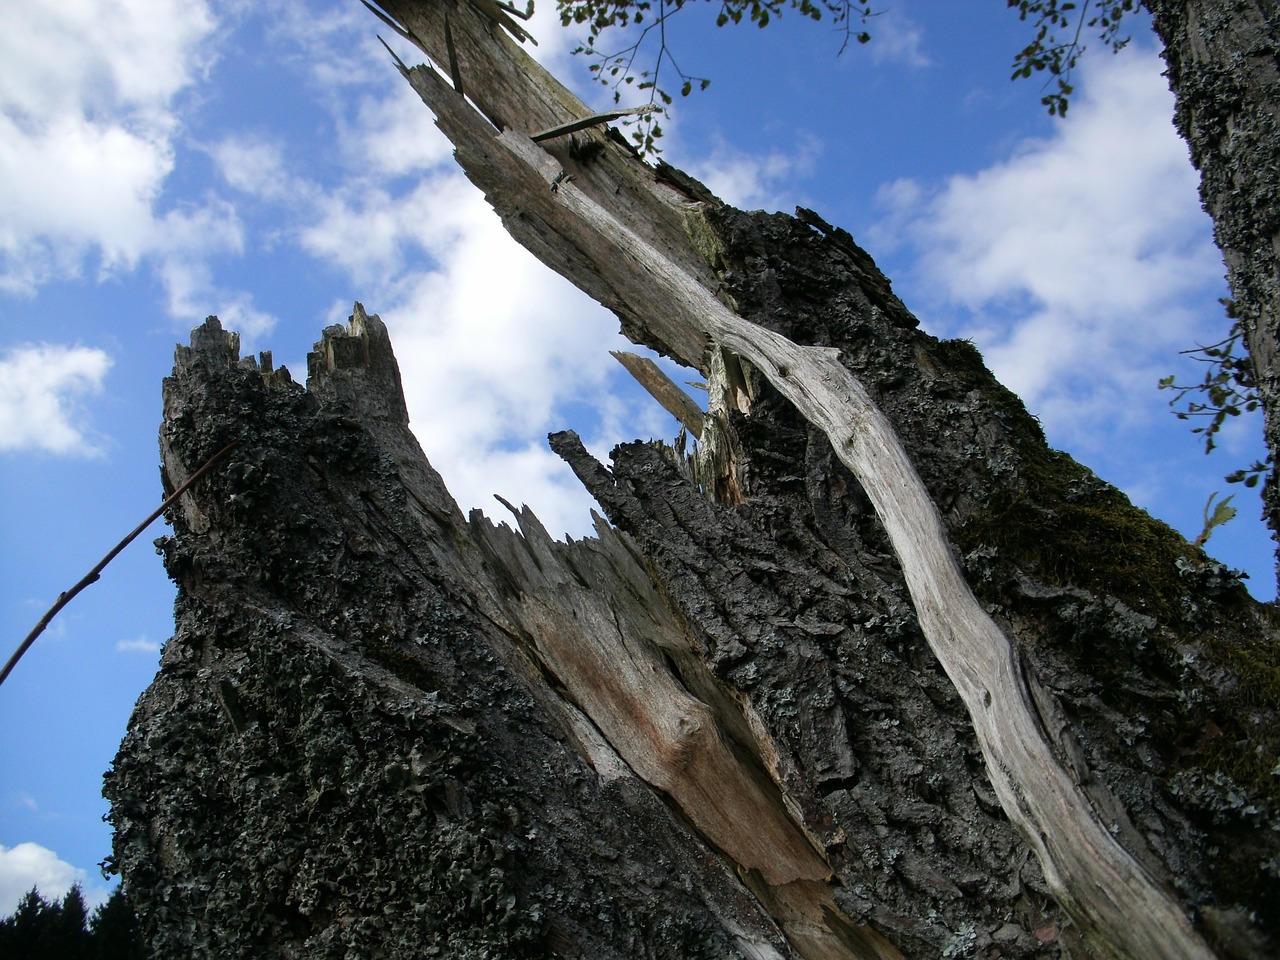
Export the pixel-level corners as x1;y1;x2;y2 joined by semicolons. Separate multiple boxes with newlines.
365;3;1218;957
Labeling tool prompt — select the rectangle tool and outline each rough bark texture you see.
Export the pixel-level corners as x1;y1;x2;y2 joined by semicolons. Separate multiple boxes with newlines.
108;285;1279;959
1146;0;1280;580
106;2;1280;958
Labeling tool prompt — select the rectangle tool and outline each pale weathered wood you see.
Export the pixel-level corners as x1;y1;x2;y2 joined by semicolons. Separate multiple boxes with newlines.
468;500;905;960
374;3;1218;956
376;0;722;365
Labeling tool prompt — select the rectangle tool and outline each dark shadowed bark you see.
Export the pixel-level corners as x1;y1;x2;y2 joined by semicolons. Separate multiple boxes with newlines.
105;2;1280;958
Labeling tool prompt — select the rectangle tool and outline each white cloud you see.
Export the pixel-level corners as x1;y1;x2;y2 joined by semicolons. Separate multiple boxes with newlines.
871;43;1225;454
211;135;294;201
0;0;287;345
0;344;113;456
0;842;111;916
348;203;638;538
297;177;456;288
684;137;821;212
0;0;215;122
0;115;174;292
116;635;161;654
159;257;278;343
867;10;931;68
341;87;455;177
0;0;220;294
131;194;281;341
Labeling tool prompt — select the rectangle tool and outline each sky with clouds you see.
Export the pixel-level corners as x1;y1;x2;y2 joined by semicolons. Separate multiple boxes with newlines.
0;0;1270;917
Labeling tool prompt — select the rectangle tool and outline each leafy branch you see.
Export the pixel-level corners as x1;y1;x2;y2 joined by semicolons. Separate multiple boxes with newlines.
554;0;1144;153
557;0;872;153
1007;0;1138;116
1159;306;1270;488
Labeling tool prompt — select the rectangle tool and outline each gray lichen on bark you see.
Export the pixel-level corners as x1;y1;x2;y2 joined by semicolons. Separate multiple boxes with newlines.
109;281;1276;957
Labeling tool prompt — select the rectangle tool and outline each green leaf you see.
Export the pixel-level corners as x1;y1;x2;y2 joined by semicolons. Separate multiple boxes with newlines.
1194;492;1237;547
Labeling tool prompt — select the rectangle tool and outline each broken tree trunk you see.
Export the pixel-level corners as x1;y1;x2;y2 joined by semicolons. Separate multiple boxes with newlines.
105;3;1279;958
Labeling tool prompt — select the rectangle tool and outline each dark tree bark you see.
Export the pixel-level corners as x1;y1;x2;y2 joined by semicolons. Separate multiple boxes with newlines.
1145;0;1280;579
105;2;1280;958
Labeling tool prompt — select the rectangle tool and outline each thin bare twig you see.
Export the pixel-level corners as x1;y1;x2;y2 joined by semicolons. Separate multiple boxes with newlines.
0;439;239;688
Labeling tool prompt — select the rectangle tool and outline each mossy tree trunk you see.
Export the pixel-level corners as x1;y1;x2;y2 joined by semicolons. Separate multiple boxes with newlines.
105;2;1279;958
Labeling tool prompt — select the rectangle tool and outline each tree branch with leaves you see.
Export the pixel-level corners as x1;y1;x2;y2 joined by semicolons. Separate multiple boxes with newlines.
557;0;872;151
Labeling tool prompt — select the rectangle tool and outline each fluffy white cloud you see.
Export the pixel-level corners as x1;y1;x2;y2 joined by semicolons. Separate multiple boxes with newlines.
0;842;110;916
211;135;294;201
0;0;214;122
149;197;284;338
116;635;162;654
867;9;931;68
0;115;173;292
375;228;646;538
339;86;455;178
872;43;1225;455
0;0;220;293
0;344;113;456
159;258;279;342
685;136;821;212
0;0;284;340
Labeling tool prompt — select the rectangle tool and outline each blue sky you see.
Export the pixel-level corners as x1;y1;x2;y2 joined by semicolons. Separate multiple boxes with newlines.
0;0;1270;915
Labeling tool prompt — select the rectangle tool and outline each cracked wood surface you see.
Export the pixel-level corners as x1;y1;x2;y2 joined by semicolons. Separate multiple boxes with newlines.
368;2;1217;956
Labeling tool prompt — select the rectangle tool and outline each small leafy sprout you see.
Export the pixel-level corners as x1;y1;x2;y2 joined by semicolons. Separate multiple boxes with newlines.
1195;492;1238;547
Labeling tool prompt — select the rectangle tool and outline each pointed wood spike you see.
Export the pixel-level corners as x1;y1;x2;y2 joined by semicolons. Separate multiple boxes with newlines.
376;35;410;76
